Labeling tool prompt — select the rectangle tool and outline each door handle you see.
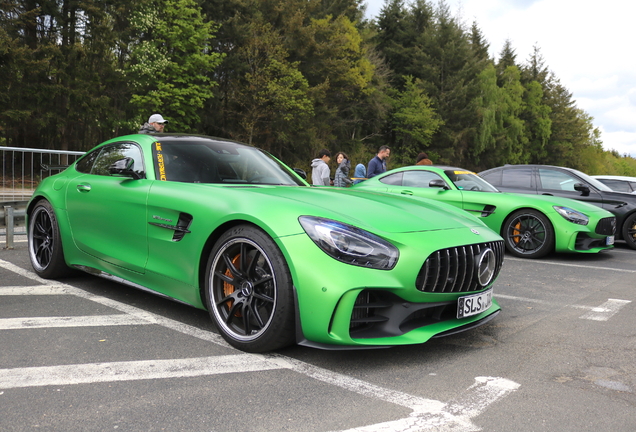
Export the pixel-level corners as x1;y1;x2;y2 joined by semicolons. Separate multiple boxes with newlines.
401;190;413;196
76;183;91;192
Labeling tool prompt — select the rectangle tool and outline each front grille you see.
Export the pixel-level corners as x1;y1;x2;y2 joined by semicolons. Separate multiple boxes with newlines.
595;217;616;235
415;241;504;293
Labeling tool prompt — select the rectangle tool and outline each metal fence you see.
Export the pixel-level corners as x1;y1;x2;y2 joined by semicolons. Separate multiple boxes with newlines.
1;147;85;248
1;146;85;201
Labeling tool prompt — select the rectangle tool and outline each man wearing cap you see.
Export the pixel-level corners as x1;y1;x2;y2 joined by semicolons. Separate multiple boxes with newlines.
139;114;168;134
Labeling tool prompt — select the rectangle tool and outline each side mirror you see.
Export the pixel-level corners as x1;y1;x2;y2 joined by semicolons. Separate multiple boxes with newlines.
429;179;449;190
574;183;590;196
109;157;143;180
293;168;307;180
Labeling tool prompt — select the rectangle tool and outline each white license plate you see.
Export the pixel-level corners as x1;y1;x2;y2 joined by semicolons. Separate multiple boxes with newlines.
457;289;493;319
606;235;614;245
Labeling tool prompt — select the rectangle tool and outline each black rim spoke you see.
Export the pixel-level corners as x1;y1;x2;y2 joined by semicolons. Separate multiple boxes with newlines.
214;270;236;286
249;303;266;329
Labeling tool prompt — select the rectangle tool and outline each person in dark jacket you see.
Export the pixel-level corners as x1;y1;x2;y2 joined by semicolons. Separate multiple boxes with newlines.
333;152;353;187
139;114;168;134
367;145;390;178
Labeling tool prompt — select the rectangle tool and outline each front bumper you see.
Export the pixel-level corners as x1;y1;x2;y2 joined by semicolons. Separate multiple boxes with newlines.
558;216;616;253
276;227;504;348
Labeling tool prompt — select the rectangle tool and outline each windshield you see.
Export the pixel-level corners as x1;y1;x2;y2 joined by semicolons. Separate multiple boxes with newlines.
153;138;305;185
444;170;500;192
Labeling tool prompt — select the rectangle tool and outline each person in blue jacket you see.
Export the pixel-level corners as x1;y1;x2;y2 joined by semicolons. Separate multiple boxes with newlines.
353;163;367;184
367;145;390;178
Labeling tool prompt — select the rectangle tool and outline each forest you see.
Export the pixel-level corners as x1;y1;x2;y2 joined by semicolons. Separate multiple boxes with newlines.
2;0;636;176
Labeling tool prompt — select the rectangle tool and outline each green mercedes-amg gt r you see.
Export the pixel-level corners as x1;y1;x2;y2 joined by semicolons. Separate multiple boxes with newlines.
28;134;505;352
353;165;616;259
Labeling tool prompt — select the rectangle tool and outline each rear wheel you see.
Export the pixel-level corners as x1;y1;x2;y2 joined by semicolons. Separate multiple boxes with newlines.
28;200;73;278
503;209;554;258
205;225;295;352
621;213;636;250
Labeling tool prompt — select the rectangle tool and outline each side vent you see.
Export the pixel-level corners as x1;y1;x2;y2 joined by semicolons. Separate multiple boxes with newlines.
172;213;193;241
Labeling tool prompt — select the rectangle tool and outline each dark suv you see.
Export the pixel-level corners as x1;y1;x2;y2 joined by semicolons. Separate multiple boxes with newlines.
479;164;636;249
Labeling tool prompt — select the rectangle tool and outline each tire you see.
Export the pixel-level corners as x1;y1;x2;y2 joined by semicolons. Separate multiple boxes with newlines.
621;213;636;250
204;225;295;352
28;200;73;278
502;209;554;258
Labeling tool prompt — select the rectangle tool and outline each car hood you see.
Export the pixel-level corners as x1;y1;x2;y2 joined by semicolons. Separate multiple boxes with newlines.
227;185;487;234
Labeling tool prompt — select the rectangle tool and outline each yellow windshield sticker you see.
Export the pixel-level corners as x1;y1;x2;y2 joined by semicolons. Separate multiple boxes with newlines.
453;170;475;175
155;142;167;181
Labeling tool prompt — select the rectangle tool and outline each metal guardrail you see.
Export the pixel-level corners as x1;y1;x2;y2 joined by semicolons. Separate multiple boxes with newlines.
1;201;27;249
1;146;84;249
1;146;85;201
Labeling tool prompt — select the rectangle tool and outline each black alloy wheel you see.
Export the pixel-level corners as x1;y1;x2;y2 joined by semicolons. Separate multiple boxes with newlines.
28;200;73;278
503;209;554;258
205;225;295;352
622;213;636;250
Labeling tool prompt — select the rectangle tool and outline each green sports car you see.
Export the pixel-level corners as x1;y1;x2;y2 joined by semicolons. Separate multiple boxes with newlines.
353;165;616;259
28;134;505;352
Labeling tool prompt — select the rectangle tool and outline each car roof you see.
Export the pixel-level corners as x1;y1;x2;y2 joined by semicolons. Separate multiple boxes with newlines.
483;164;577;171
592;175;636;181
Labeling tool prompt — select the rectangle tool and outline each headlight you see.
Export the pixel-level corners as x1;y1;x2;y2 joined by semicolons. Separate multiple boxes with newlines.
553;206;589;225
299;216;399;270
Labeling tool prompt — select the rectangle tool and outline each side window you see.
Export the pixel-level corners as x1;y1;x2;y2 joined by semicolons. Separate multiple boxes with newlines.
480;169;501;186
378;172;403;186
402;170;444;188
75;148;101;174
538;169;578;191
502;167;533;188
629;182;636;193
602;180;630;193
90;143;145;178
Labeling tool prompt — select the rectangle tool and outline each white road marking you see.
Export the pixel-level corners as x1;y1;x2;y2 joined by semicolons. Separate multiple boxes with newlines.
505;257;636;273
0;355;282;389
578;299;631;321
0;286;73;295
326;376;520;432
0;314;153;330
0;259;519;431
0;259;231;347
496;294;632;321
267;354;445;412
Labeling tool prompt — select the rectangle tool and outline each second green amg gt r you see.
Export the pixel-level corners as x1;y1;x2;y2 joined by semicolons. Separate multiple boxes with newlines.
353;165;616;259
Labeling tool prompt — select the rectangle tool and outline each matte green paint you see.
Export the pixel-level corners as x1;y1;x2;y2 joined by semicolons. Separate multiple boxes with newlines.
354;165;615;254
28;135;504;348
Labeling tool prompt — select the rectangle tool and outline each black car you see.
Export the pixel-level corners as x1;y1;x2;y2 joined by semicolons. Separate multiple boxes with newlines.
479;164;636;250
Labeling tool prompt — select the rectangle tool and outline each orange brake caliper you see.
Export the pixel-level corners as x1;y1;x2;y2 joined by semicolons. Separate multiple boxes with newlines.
224;254;242;317
513;222;521;244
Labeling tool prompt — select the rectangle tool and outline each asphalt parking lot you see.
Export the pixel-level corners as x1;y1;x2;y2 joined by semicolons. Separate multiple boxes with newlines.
1;235;635;432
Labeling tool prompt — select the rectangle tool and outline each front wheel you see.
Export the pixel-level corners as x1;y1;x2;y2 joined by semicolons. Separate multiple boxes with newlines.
28;199;73;278
621;213;636;250
204;225;295;352
502;209;554;258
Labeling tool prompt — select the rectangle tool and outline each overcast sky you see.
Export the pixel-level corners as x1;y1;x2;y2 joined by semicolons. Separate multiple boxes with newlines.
364;0;636;157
